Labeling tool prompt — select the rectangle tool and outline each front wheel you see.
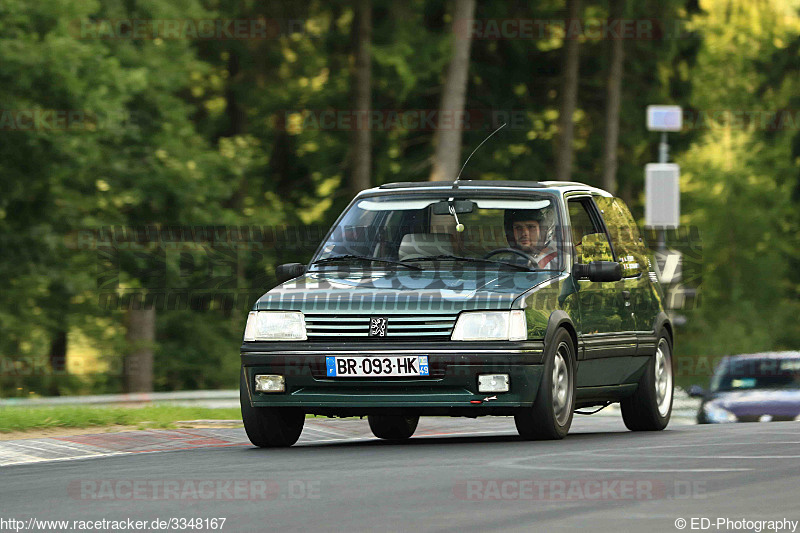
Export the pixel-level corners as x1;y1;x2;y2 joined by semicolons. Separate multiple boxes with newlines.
240;372;305;447
620;330;673;431
368;414;419;440
514;327;576;440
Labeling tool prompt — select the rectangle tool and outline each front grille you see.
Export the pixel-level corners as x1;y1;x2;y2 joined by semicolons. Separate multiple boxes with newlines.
304;313;457;341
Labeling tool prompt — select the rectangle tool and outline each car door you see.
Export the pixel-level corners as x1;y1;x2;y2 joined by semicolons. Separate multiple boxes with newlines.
594;196;661;371
566;194;635;387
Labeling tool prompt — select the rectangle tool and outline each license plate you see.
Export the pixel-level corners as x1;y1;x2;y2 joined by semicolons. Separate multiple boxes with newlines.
326;356;429;377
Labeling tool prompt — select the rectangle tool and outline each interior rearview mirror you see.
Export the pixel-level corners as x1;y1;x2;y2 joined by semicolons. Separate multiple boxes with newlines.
431;200;475;215
276;263;306;284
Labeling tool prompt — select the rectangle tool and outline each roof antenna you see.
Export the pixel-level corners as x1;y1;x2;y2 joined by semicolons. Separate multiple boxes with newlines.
447;122;506;233
453;122;507;186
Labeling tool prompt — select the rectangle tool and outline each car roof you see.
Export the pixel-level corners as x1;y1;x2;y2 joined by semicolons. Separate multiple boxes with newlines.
724;351;800;361
364;180;612;197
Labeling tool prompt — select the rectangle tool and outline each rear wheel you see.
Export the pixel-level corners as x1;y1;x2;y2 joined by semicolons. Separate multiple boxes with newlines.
621;330;673;431
368;414;419;440
240;372;304;447
514;328;576;440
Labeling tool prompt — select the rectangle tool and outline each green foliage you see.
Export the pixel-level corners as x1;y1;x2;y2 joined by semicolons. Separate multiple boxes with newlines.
675;0;800;359
0;0;798;396
155;310;241;391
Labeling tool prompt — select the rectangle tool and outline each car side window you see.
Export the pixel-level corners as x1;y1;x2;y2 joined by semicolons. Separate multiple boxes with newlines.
594;196;647;277
567;197;614;264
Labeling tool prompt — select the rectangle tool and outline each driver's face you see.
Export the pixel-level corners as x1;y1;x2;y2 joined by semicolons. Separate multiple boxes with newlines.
512;220;541;252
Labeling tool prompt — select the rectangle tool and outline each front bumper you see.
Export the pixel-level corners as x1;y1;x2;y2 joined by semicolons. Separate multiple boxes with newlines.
241;340;545;414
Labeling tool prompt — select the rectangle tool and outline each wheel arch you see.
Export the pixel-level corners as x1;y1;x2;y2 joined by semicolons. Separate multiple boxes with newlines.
545;310;578;359
653;311;673;345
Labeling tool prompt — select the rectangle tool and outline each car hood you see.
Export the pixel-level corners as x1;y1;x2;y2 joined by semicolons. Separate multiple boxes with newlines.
709;389;800;418
255;270;560;313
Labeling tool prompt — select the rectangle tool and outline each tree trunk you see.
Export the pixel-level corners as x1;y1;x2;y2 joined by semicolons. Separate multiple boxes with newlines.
47;281;68;376
48;330;67;374
222;49;248;209
47;328;67;396
125;307;155;393
601;0;626;194
554;0;582;182
350;0;372;196
224;50;245;138
429;0;477;182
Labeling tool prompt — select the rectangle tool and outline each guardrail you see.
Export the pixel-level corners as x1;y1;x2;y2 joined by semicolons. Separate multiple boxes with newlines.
0;390;239;408
0;388;701;418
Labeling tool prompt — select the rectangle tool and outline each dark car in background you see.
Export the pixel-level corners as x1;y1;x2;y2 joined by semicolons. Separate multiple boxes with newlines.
240;180;675;446
690;352;800;423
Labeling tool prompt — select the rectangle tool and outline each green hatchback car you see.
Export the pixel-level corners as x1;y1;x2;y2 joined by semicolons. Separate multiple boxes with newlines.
240;180;674;446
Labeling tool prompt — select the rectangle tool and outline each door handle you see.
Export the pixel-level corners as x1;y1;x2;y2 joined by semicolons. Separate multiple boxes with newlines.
621;290;631;300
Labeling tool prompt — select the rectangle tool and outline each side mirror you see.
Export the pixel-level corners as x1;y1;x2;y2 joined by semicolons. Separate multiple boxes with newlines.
572;261;622;282
275;263;306;284
687;385;706;398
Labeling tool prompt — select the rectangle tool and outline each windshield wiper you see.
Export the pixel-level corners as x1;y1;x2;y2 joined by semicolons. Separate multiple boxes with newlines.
312;254;422;270
403;254;535;272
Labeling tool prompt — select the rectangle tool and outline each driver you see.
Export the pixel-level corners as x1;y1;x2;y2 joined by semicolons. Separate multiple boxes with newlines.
504;209;558;268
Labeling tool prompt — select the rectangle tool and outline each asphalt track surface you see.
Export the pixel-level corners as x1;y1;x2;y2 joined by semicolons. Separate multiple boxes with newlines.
2;416;800;533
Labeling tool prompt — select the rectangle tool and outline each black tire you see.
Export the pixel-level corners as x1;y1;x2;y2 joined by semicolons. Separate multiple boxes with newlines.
621;329;673;431
367;414;419;440
240;371;305;447
514;327;576;440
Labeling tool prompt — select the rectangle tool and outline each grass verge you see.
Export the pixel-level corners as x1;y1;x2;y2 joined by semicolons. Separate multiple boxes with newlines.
0;405;242;433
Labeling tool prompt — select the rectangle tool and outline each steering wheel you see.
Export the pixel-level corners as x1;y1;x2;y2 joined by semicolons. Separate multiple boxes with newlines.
483;247;536;263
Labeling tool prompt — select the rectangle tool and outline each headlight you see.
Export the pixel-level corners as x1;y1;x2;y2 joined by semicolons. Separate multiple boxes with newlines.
703;403;737;423
451;310;527;341
243;311;307;341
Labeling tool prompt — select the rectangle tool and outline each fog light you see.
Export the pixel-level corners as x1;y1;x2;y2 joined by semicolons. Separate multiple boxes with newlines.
478;374;509;393
255;374;285;393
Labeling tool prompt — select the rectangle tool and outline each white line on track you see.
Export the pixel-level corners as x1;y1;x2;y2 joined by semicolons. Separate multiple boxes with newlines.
0;450;127;467
576;450;800;460
301;425;356;438
0;448;47;466
500;466;753;472
488;440;800;473
2;439;100;457
297;437;375;445
675;455;800;460
415;429;518;437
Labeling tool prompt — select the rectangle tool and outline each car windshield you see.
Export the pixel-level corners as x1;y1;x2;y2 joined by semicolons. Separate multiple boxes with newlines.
309;193;564;272
711;358;800;392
